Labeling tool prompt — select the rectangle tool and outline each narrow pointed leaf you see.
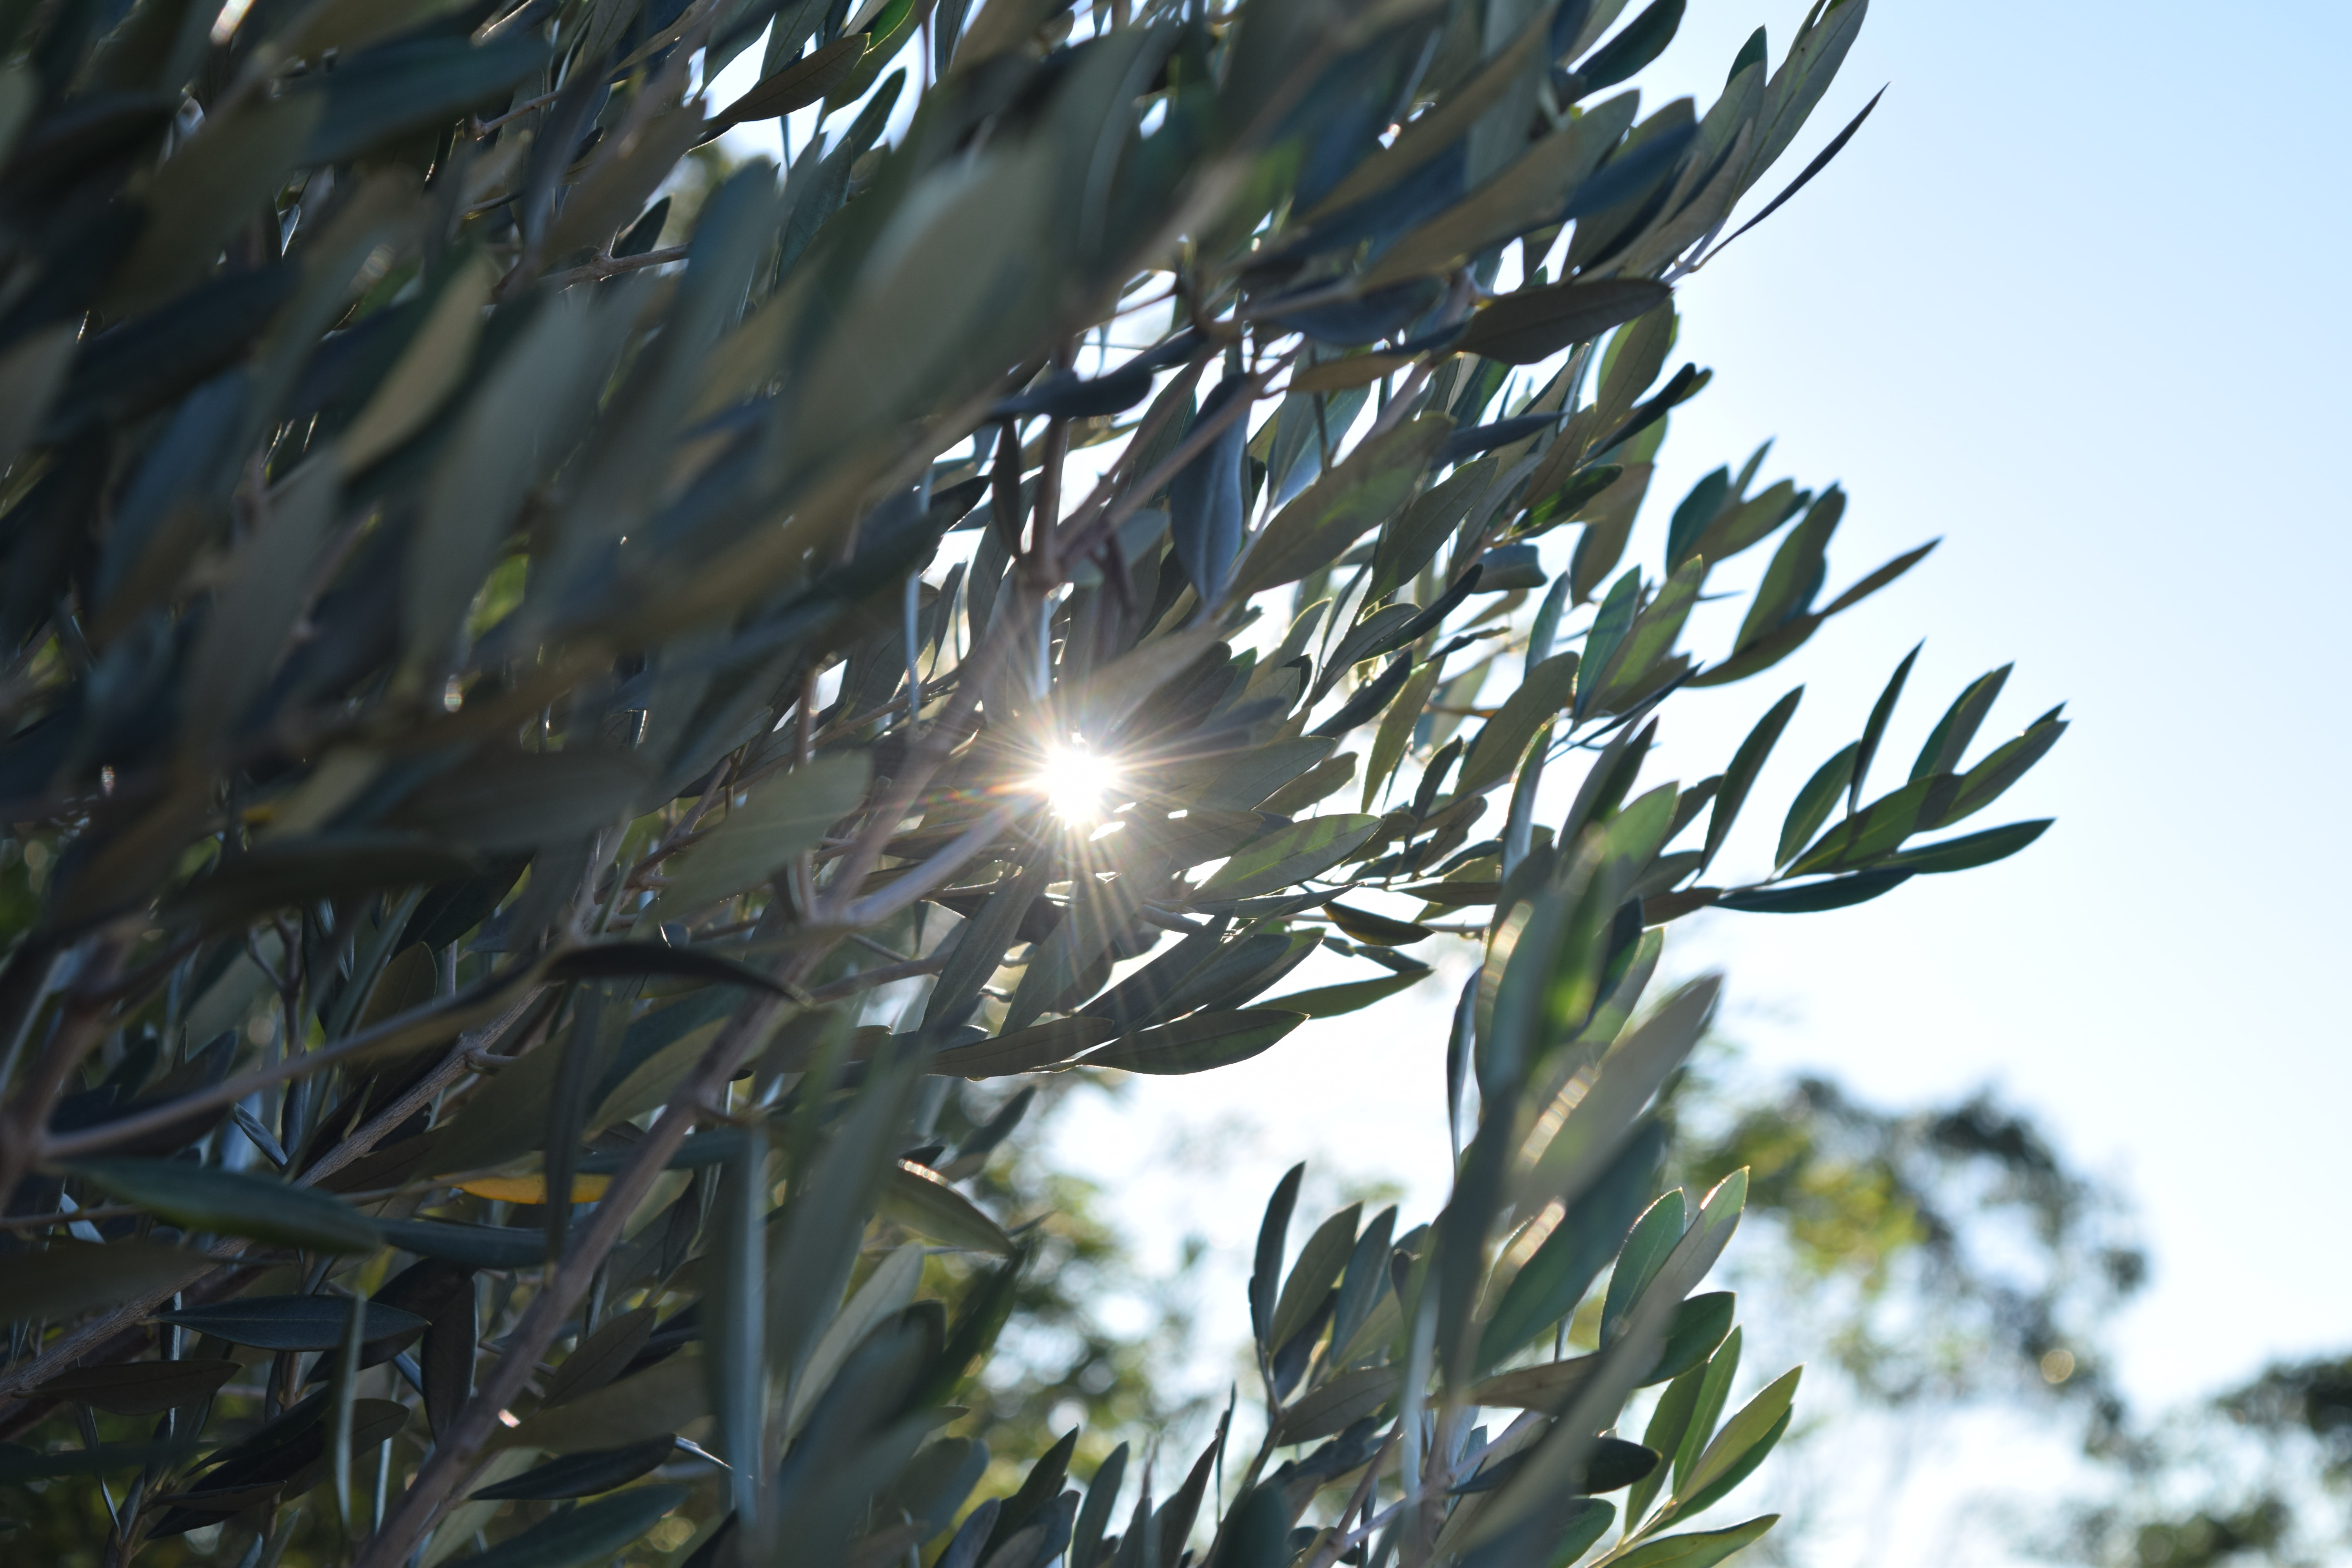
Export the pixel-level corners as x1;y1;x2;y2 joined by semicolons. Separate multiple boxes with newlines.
542;1308;658;1410
155;1296;428;1351
1713;869;1911;913
1457;280;1673;366
1880;819;2050;875
70;1160;380;1253
1083;1010;1307;1075
379;1217;548;1270
1610;1515;1779;1568
879;1161;1014;1254
1197;816;1382;900
1702;688;1800;873
470;1439;678;1501
1848;642;1920;812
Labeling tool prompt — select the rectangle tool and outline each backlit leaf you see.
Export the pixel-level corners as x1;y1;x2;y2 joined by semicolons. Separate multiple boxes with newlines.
1198;815;1382;900
1083;1010;1308;1075
1610;1515;1779;1568
1880;819;2051;875
1259;968;1431;1018
644;754;873;922
879;1161;1015;1254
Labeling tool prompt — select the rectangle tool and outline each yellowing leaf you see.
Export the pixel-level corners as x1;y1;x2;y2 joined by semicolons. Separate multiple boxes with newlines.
454;1173;612;1204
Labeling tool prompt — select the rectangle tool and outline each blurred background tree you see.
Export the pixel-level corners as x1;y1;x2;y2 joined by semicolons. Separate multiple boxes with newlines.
947;1044;2350;1568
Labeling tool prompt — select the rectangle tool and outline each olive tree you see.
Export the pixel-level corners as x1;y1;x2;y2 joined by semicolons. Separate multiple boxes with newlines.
0;0;2060;1565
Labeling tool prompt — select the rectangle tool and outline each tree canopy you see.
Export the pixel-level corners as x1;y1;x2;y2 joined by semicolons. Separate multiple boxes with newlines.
0;0;2076;1566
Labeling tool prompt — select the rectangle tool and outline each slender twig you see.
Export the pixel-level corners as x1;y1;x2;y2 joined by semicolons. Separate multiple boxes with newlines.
1052;351;1275;572
1299;1429;1400;1568
539;244;689;290
836;806;1023;929
813;668;965;749
847;932;914;964
38;968;545;1164
44;13;1455;1547
471;88;563;138
820;611;1013;916
1314;1432;1483;1566
499;7;711;301
616;746;745;894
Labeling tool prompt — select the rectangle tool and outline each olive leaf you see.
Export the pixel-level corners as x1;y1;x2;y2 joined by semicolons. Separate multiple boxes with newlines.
71;1159;381;1253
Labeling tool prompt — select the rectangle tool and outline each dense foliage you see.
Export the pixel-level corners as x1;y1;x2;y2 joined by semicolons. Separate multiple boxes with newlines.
0;0;2067;1566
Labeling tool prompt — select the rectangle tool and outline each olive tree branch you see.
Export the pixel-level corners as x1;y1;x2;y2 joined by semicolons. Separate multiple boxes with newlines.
352;958;815;1568
0;992;543;1403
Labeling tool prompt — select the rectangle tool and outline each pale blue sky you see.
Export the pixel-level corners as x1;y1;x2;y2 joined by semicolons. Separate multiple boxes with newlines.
1630;0;2352;1408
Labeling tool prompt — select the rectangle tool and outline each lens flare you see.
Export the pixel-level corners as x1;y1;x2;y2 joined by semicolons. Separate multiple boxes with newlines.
1036;743;1123;823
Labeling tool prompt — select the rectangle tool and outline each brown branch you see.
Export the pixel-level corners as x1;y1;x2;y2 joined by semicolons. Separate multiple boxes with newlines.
352;969;802;1568
354;435;1080;1560
339;26;1413;1559
1299;1428;1400;1568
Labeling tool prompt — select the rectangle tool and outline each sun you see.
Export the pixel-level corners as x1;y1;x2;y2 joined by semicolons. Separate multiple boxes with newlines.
1036;742;1125;824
